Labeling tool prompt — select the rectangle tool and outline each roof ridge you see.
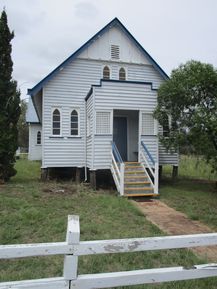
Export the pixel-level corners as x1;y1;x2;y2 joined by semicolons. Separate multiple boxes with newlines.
28;17;168;97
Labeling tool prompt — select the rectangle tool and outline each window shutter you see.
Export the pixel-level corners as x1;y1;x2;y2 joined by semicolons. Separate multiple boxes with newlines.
141;113;155;135
96;112;111;134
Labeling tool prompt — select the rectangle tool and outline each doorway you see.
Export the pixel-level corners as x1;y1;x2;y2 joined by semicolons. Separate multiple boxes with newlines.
113;117;128;161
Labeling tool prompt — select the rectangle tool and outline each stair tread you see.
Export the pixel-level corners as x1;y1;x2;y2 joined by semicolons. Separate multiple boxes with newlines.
124;193;159;197
125;166;142;169
125;171;145;174
125;187;153;191
125;181;150;185
125;175;148;178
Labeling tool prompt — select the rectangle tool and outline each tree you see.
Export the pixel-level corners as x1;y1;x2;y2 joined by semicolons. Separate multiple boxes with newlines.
17;100;29;149
154;60;217;173
0;10;20;182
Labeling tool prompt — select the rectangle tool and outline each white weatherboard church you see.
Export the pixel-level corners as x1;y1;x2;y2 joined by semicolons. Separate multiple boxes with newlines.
26;18;178;197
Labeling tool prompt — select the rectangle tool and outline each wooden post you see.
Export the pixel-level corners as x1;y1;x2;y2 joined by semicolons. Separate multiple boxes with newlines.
63;215;80;280
154;163;159;195
120;163;125;196
75;168;82;184
172;165;178;180
159;165;163;182
90;170;96;190
41;168;48;181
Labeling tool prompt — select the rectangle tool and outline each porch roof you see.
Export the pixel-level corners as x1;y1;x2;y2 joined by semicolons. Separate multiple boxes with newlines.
85;79;157;101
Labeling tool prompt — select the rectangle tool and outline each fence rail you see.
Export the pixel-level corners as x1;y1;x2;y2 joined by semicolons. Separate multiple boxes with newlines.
1;215;217;289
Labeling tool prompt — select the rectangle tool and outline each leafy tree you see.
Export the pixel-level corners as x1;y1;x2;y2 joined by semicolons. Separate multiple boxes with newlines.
0;10;20;182
17;100;29;149
154;60;217;173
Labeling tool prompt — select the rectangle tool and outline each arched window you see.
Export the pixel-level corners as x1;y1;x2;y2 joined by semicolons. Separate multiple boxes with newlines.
103;66;110;79
52;109;61;135
37;131;41;144
71;109;79;136
119;67;126;80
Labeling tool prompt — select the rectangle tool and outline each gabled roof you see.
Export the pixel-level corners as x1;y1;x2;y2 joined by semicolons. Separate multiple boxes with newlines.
26;97;39;123
28;17;169;97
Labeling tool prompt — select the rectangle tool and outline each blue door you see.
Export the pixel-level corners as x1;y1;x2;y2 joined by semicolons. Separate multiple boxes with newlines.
113;117;128;161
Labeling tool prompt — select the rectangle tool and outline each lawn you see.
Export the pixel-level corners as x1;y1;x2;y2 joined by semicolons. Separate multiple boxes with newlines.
0;159;217;288
163;154;217;181
160;155;217;231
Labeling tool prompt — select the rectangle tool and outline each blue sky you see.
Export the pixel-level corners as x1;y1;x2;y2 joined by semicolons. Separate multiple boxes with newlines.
1;0;217;99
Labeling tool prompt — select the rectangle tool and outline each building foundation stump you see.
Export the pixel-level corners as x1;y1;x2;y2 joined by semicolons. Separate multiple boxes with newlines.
90;170;96;190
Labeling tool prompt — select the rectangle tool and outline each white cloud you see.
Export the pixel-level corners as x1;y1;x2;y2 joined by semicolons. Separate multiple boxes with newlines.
1;0;217;99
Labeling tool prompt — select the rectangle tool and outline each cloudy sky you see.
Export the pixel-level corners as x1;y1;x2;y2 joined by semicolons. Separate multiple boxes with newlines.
1;0;217;99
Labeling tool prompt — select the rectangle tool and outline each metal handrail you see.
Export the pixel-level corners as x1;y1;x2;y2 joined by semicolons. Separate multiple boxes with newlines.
141;141;155;166
112;142;123;163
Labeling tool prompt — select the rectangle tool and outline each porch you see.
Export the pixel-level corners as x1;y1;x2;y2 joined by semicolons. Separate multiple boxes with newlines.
86;80;160;197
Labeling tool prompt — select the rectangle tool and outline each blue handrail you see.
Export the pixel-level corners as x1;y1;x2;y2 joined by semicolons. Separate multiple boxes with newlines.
112;142;123;163
141;141;155;166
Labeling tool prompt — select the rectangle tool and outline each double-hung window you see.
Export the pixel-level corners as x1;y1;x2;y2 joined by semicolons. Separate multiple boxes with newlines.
71;109;79;136
52;109;61;135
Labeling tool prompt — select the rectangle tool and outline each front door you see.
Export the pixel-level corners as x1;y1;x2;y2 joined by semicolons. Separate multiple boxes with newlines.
113;117;127;161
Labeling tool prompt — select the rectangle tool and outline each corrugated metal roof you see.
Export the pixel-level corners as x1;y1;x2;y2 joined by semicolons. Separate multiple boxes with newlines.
26;97;39;123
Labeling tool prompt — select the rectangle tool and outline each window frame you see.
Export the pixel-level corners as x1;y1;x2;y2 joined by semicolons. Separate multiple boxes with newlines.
102;65;111;80
36;131;41;145
70;108;80;137
95;110;112;135
51;107;62;137
141;112;157;136
119;67;126;81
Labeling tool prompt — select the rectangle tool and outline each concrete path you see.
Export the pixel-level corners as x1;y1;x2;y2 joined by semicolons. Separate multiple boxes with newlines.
134;200;217;262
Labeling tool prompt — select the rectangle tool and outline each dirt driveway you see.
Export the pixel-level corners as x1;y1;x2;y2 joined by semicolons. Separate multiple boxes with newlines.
134;200;217;262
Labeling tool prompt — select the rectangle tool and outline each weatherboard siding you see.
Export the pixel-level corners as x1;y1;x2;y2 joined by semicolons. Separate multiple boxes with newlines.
42;58;174;168
140;135;158;167
158;126;179;165
92;81;158;169
78;26;151;65
28;124;42;161
86;94;94;169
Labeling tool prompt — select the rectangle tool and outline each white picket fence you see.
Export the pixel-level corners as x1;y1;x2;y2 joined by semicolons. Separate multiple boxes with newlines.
1;215;217;289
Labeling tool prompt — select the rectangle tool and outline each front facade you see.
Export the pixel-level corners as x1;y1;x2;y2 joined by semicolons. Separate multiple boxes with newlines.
27;18;178;196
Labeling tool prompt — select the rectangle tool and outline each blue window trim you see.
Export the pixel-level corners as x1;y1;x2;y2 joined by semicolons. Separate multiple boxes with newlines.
27;18;169;98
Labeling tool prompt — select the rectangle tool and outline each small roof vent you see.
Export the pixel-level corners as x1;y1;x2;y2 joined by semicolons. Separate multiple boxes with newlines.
111;44;120;60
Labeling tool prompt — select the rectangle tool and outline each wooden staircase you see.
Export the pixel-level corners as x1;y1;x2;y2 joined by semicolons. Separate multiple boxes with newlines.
124;162;157;197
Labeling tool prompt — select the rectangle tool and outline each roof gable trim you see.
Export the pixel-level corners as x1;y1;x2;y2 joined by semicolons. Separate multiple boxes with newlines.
28;18;168;97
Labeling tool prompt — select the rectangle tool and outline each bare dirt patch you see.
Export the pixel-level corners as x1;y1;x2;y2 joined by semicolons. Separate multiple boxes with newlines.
134;200;217;262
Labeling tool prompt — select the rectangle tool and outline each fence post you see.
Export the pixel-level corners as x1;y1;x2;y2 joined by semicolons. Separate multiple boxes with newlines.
63;215;80;283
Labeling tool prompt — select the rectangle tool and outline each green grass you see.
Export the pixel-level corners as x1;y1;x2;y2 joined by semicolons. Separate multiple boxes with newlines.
163;155;217;181
0;160;217;288
160;179;217;231
161;155;217;230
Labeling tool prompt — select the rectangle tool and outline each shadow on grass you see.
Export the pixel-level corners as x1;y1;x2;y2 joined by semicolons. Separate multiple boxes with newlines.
160;176;217;194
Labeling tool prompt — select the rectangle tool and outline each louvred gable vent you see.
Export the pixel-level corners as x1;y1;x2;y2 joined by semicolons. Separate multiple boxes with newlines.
111;45;120;59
